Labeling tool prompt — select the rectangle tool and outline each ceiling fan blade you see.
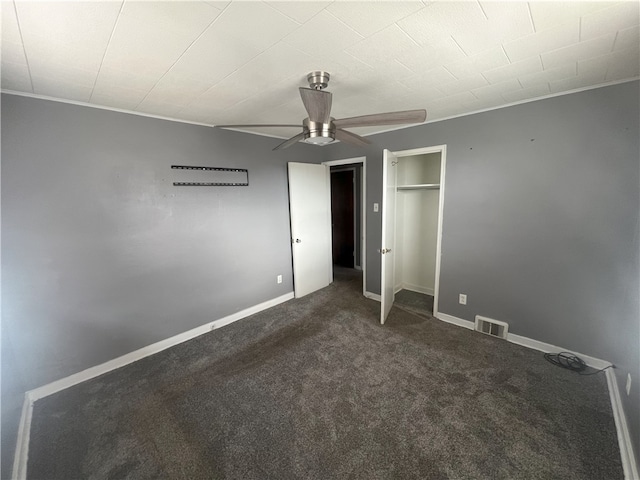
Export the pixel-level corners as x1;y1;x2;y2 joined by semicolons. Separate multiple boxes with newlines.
216;124;300;128
273;132;305;151
334;109;426;129
299;87;332;124
335;129;371;147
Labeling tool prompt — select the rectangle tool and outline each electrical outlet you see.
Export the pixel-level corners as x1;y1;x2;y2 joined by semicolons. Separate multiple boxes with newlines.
373;203;379;212
626;373;632;396
459;294;467;305
277;275;283;284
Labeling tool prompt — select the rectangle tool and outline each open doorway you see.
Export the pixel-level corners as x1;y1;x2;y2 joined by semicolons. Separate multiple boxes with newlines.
323;157;367;295
331;167;357;268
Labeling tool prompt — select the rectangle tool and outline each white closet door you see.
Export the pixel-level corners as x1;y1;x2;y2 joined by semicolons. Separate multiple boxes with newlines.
380;150;398;324
288;162;332;298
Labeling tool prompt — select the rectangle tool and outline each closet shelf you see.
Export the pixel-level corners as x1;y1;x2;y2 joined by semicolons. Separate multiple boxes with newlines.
397;183;440;190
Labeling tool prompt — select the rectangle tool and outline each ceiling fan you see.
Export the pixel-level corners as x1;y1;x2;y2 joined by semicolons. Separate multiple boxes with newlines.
216;71;427;151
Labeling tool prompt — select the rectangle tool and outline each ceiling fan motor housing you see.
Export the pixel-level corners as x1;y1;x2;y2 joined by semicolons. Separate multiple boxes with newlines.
303;117;335;144
217;71;425;150
307;71;330;90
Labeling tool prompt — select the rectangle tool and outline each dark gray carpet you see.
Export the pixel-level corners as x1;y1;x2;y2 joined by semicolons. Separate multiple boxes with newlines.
27;268;622;479
394;289;434;318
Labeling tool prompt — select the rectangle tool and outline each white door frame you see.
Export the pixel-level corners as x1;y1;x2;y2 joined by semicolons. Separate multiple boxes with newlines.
322;156;367;296
389;145;447;318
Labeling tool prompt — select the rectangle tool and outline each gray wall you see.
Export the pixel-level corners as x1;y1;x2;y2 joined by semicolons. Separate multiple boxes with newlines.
0;94;325;477
324;81;640;461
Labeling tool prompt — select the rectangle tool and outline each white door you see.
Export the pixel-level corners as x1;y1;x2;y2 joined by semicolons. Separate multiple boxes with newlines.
380;150;398;324
288;162;333;298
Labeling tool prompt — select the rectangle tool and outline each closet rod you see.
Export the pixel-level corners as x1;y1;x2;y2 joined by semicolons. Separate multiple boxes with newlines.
397;184;440;191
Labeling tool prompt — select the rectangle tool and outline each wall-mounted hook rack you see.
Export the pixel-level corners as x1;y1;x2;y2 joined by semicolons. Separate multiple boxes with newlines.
171;165;249;186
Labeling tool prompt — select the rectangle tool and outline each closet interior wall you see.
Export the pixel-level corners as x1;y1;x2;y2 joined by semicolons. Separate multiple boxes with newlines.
395;153;441;296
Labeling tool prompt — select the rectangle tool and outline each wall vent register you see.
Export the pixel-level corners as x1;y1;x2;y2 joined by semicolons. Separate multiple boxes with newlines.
475;315;509;339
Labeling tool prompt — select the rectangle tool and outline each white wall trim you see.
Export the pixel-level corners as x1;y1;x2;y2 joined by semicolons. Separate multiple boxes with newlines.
208;292;294;332
336;78;640;137
365;291;381;302
323;157;366;167
606;368;640;480
435;312;475;330
506;332;612;370
402;283;434;296
391;144;447;159
12;291;294;478
435;312;613;368
323;156;367;296
11;392;34;480
0;89;289;141
28;292;294;400
1;90;215;128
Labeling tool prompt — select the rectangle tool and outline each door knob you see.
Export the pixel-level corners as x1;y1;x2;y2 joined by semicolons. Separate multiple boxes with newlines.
294;238;302;243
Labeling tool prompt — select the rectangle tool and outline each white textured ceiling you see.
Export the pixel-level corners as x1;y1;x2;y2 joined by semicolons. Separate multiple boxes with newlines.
2;1;639;139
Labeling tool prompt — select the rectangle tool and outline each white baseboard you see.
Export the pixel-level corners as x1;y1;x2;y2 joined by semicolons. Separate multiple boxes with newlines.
606;368;640;480
380;286;436;299
12;291;294;479
507;332;612;370
435;312;474;330
12;392;34;480
402;283;434;296
28;292;294;401
435;312;612;370
364;291;381;302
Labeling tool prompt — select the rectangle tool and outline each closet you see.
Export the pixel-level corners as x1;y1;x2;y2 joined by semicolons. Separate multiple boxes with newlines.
394;152;442;313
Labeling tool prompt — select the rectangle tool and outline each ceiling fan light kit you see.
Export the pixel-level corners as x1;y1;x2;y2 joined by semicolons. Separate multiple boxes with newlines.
303;117;335;145
216;71;427;151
